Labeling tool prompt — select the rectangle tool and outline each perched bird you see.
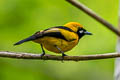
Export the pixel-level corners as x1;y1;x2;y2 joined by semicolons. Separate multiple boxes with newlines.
14;22;92;59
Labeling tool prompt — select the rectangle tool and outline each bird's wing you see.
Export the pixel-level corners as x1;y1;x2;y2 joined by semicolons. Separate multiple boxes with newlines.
40;26;77;41
40;27;68;41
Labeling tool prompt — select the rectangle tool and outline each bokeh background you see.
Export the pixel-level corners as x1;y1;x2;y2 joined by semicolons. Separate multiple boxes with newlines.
0;0;118;80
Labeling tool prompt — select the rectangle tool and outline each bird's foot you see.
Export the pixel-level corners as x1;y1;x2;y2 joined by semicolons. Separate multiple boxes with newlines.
61;53;67;62
40;53;45;59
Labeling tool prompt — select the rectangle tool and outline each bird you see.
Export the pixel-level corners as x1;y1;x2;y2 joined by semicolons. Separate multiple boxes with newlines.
14;22;92;59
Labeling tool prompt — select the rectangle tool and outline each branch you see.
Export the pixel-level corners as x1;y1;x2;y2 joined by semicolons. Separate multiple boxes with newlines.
66;0;120;36
0;51;119;61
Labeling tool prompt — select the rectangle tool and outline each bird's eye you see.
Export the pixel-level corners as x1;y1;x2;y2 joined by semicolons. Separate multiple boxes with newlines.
79;30;84;33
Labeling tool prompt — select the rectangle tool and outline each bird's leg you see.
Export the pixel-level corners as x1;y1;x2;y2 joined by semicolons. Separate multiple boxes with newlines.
40;44;45;58
55;45;67;61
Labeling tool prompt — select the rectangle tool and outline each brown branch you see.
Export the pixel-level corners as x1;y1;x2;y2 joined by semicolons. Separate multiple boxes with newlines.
0;51;119;61
66;0;120;36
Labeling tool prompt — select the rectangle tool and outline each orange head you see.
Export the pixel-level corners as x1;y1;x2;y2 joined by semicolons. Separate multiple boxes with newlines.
64;22;92;38
64;22;83;32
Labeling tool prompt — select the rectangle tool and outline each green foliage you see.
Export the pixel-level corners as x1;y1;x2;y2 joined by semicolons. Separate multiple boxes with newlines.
0;0;118;80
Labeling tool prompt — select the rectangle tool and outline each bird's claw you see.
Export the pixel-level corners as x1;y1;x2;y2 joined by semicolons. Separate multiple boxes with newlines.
61;54;67;62
40;53;45;59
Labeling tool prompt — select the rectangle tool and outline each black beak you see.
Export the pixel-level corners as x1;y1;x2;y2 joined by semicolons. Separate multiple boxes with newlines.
84;31;92;35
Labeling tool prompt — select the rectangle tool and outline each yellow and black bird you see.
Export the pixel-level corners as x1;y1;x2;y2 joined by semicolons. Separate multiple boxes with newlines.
14;22;92;59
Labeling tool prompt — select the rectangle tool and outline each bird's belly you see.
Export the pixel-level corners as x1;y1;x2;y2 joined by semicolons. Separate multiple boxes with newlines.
33;37;78;53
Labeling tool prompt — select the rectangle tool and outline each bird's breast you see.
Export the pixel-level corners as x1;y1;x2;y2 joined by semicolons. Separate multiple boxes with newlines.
33;36;79;53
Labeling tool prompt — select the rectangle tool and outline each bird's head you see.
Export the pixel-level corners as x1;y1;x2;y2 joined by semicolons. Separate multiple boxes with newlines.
64;22;92;38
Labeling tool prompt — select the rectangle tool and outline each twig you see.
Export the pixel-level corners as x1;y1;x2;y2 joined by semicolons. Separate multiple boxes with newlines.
0;51;119;61
66;0;120;36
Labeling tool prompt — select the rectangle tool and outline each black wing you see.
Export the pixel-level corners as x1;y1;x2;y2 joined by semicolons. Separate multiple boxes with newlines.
37;27;68;41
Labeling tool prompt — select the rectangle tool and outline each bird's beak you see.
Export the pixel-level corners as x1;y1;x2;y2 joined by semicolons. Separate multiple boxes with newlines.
84;31;92;35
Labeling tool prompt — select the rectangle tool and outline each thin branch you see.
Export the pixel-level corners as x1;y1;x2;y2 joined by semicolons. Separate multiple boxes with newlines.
66;0;120;36
0;51;119;61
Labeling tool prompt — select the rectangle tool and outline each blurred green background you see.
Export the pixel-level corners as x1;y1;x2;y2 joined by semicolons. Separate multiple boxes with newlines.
0;0;118;80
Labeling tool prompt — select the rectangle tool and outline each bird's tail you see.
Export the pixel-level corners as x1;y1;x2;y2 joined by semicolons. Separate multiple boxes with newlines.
14;35;37;45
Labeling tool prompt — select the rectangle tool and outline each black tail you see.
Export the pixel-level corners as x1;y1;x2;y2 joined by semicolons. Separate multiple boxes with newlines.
14;35;37;45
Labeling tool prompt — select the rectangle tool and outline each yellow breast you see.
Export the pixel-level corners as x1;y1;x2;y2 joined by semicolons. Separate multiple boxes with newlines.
34;37;78;53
